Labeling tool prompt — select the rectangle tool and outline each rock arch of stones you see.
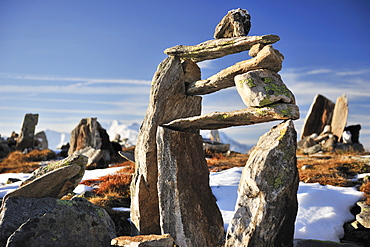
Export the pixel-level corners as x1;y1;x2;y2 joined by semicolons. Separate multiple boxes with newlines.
131;8;300;247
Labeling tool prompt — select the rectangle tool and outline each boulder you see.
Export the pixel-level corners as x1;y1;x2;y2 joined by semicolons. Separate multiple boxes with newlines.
0;197;115;247
164;34;280;63
16;113;38;151
300;94;335;139
214;8;251;38
68;117;115;168
225;120;299;247
156;127;224;247
187;44;284;95
111;234;174;247
131;56;202;235
331;94;349;141
235;69;295;107
181;60;201;85
3;154;88;201
163;103;299;131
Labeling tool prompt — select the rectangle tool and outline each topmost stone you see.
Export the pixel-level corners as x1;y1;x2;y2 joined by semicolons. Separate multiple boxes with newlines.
214;8;251;39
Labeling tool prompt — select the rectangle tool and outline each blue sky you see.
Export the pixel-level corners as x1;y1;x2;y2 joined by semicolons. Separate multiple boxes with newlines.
1;0;370;150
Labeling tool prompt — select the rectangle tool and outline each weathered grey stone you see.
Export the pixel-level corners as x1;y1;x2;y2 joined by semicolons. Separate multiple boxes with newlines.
344;124;361;143
34;131;48;150
225;120;298;247
73;146;109;169
214;8;251;38
164;34;280;63
1;197;115;247
16;113;38;151
111;234;174;247
156;127;224;247
331;94;349;141
163;103;299;131
300;94;335;139
187;45;284;95
356;201;370;228
181;60;201;84
131;56;202;235
235;69;295;107
303;144;322;155
3;154;87;201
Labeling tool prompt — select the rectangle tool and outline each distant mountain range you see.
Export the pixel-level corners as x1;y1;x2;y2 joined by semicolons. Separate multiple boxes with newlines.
44;120;253;153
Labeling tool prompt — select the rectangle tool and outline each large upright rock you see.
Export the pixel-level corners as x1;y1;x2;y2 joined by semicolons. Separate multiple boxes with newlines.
131;56;202;235
156;127;224;247
16;113;38;151
300;94;335;139
226;120;299;247
331;94;349;141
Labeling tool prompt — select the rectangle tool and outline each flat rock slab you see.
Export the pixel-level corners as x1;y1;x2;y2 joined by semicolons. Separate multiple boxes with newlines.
164;34;280;63
3;164;81;202
235;69;295;107
225;120;299;247
163;103;299;131
186;45;284;95
331;94;348;140
111;234;174;247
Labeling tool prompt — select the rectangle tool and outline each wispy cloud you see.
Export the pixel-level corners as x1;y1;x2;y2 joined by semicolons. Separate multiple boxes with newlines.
0;73;151;85
0;84;150;95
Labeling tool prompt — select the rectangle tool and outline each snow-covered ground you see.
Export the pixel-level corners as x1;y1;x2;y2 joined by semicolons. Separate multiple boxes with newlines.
0;166;365;242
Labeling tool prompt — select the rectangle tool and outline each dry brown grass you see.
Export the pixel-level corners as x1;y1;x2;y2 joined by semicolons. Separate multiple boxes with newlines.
0;149;56;173
360;181;370;205
297;155;370;187
206;152;249;172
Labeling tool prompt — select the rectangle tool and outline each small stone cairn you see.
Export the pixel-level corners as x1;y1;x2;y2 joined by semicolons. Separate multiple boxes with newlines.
130;8;300;247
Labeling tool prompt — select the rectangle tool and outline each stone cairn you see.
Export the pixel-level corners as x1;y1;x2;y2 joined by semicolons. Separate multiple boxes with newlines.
130;8;300;247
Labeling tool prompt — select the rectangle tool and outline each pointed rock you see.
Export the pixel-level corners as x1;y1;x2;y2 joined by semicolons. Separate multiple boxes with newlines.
300;94;335;139
187;45;284;95
331;94;349;141
156;127;224;247
225;120;299;247
235;69;295;107
16;113;38;151
214;8;251;38
131;56;202;235
164;34;280;63
163;103;299;131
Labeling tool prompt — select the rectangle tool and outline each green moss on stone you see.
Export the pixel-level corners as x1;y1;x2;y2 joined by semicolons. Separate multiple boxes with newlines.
239;78;256;88
57;200;76;206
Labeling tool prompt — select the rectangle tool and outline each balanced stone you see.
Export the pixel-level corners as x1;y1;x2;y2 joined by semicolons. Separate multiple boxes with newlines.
225;120;299;247
331;94;349;141
16;113;38;151
111;234;174;247
187;45;284;95
235;69;295;107
131;56;202;235
156;127;224;247
164;34;280;63
214;8;251;38
163;103;299;131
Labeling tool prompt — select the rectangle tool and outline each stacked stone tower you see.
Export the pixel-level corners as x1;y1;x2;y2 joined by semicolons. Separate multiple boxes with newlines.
131;8;300;247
